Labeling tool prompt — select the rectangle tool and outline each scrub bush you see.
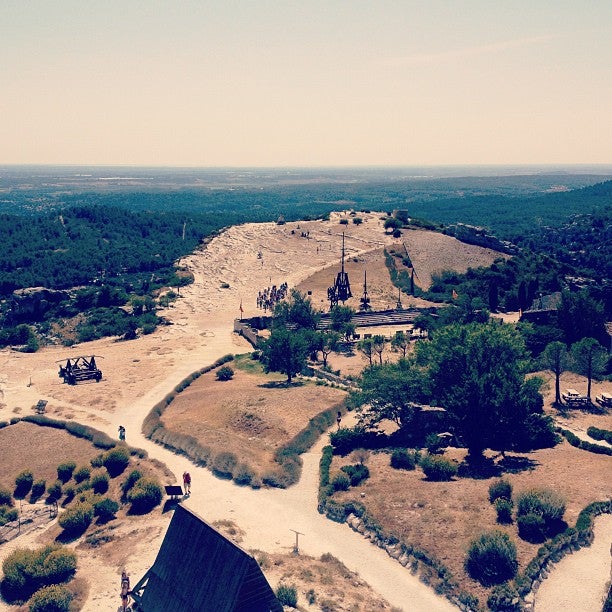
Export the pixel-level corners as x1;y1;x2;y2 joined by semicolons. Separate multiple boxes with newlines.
465;531;518;586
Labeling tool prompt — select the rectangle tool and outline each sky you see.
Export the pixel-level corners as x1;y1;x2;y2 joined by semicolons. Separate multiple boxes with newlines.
1;1;611;167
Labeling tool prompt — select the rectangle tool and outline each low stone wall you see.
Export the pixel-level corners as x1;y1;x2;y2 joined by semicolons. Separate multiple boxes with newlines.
303;366;358;388
233;319;263;348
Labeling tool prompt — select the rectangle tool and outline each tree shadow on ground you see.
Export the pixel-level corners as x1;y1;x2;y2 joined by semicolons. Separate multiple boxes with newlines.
457;456;502;479
258;380;304;389
55;526;88;544
497;455;539;474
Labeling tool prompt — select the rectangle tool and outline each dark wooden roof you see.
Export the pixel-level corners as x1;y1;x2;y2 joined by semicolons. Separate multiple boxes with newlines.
136;505;282;612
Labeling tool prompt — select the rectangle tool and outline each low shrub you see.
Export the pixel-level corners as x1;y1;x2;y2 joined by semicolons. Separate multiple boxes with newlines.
276;583;298;607
127;477;163;514
320;445;333;488
517;513;546;543
495;498;514;524
90;470;109;494
390;448;419;470
331;473;350;492
487;582;522;612
425;433;445;454
340;463;370;486
90;455;104;468
73;466;91;483
212;452;237;479
29;584;73;612
58;501;94;535
75;480;91;494
1;545;77;603
101;447;130;477
465;531;518;586
0;487;13;506
56;462;76;483
62;486;75;506
30;480;46;503
421;455;458;481
329;426;385;456
489;479;512;504
14;470;34;499
233;464;255;486
216;365;234;381
516;488;566;535
93;497;119;523
0;505;18;525
121;470;142;501
47;481;63;502
559;428;612;455
587;426;612;444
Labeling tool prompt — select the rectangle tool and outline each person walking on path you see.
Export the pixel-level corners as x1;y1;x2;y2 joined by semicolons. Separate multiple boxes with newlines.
183;471;191;495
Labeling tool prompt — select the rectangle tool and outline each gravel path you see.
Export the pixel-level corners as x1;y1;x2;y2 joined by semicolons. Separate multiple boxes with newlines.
534;514;612;612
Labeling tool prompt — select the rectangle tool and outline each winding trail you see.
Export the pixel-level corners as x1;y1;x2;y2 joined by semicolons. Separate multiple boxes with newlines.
534;514;612;612
83;325;454;611
2;214;610;610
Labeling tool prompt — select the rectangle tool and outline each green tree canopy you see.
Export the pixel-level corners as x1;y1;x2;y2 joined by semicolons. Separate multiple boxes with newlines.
260;328;309;384
350;358;430;431
558;290;605;345
540;341;569;404
570;337;607;400
273;289;321;330
417;322;552;457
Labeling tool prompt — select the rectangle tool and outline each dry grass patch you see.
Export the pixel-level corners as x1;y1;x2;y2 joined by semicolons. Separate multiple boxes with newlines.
161;362;346;479
331;442;611;604
256;550;396;611
0;422;101;491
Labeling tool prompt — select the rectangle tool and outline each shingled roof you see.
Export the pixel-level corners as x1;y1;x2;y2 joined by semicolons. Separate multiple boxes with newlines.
131;505;282;612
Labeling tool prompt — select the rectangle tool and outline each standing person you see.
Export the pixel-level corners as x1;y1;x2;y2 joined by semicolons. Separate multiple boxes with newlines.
183;471;191;495
336;411;342;429
118;425;126;441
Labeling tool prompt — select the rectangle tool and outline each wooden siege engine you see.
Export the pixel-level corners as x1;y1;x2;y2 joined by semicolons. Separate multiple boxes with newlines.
327;232;352;309
57;355;103;385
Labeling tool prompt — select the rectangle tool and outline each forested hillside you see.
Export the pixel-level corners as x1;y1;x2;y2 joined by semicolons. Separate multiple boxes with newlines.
0;206;232;294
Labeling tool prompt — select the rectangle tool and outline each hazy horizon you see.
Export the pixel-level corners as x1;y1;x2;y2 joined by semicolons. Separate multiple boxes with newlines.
2;2;611;167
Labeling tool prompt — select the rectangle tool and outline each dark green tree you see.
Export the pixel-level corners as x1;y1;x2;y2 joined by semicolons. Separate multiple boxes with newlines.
330;305;355;340
273;289;320;330
557;290;605;345
350;358;429;432
540;341;569;405
316;331;341;368
372;335;386;365
357;337;374;366
390;331;410;357
418;322;551;457
260;328;309;384
570;337;607;400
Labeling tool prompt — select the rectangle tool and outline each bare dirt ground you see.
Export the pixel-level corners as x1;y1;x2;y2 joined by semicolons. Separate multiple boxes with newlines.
0;422;101;491
162;363;346;478
331;441;611;605
0;423;173;611
0;212;608;611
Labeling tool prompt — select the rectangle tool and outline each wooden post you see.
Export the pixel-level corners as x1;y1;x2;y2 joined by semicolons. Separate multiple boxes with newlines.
290;529;304;555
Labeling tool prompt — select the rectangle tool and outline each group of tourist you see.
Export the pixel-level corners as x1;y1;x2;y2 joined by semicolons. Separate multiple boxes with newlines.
256;282;288;312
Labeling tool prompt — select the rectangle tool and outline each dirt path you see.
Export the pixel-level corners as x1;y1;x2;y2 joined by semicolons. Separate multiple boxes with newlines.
534;514;612;612
2;214;608;610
